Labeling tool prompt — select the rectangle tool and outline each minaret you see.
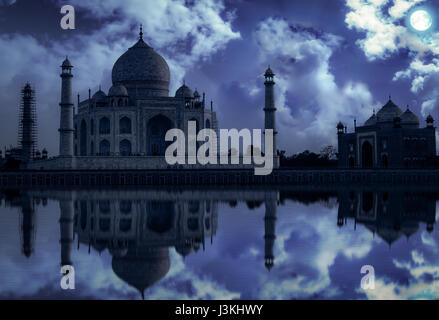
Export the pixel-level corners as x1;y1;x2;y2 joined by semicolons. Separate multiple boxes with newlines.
59;58;74;157
264;66;278;168
19;83;37;163
264;192;277;271
59;200;74;266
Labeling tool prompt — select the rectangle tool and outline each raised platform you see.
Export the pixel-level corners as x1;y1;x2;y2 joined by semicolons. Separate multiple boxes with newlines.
1;168;439;187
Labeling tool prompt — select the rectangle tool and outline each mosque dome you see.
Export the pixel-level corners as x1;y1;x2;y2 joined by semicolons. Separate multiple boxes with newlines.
364;114;377;126
108;84;128;97
376;98;403;123
175;84;193;98
111;27;170;96
401;108;420;127
427;114;435;124
112;247;170;298
92;89;107;103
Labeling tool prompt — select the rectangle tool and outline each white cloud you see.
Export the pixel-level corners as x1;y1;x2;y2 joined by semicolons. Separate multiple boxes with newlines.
0;0;240;154
253;17;375;152
345;0;439;108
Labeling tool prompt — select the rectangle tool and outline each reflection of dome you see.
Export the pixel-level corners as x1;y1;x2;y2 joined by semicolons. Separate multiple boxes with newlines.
376;99;403;123
175;84;193;98
111;31;170;95
108;85;128;97
401;108;419;127
112;247;170;298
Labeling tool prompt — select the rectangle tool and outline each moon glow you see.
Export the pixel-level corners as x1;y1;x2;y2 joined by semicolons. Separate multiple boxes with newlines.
410;10;432;31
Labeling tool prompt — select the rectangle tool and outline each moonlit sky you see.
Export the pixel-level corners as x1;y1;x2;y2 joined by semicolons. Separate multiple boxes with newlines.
1;0;439;155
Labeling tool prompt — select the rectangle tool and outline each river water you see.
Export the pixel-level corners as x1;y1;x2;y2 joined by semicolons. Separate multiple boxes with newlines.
0;186;437;300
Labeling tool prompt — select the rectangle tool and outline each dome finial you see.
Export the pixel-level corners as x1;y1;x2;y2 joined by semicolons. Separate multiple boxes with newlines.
389;94;392;101
139;24;143;40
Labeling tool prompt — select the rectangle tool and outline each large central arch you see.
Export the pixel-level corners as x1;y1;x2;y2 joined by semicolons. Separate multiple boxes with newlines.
361;141;374;168
146;115;173;156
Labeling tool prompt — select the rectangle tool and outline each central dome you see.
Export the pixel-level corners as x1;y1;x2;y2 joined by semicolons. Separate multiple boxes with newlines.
376;98;403;123
112;29;170;98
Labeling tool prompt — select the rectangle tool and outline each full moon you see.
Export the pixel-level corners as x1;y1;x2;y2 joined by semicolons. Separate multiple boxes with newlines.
410;10;432;31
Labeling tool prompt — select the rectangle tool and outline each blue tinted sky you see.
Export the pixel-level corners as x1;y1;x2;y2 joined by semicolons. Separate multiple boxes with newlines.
1;0;439;154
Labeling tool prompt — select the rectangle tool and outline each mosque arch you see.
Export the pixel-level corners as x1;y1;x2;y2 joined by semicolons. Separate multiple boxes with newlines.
80;119;87;156
99;139;110;155
90;141;94;156
119;139;132;156
90;118;94;135
205;118;211;129
146;115;173;156
119;117;132;134
361;141;374;168
99;117;110;135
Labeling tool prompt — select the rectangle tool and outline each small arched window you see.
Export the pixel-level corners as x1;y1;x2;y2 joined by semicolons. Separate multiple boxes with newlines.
119;117;131;134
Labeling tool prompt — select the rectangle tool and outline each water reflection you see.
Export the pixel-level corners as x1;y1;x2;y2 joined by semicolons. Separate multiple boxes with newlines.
74;198;218;298
0;187;438;299
337;190;436;245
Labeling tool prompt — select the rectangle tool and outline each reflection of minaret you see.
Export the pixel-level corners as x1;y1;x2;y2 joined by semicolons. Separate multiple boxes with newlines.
20;196;35;258
59;200;74;266
264;193;277;271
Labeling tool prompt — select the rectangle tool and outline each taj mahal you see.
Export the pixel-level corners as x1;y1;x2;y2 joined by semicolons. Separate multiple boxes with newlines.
27;26;278;171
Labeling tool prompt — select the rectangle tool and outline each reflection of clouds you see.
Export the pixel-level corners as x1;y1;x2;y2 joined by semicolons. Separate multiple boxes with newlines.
0;0;15;6
257;201;374;299
145;250;240;300
363;249;439;300
1;194;439;299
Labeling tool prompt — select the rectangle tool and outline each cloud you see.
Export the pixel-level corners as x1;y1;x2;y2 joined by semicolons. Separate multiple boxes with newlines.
250;17;374;153
344;0;439;122
0;0;240;154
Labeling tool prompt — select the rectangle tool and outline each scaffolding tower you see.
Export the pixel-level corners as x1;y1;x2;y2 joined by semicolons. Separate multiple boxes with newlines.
18;83;38;162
